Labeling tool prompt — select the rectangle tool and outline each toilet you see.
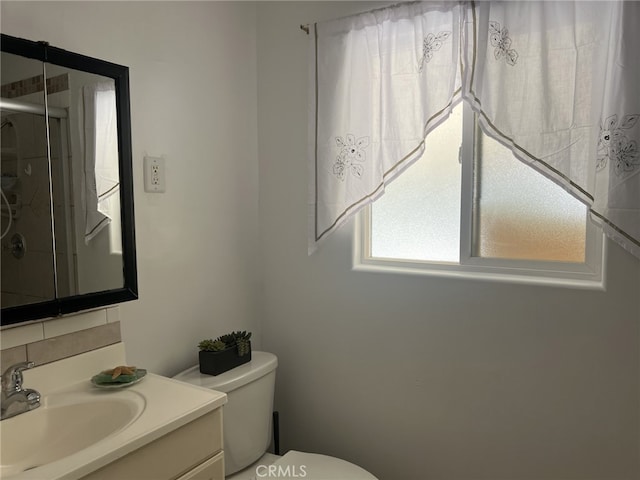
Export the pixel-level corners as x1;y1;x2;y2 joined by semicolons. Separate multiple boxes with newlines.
173;351;377;480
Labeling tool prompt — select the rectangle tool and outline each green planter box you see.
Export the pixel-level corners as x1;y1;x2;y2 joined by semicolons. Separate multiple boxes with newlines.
199;343;251;376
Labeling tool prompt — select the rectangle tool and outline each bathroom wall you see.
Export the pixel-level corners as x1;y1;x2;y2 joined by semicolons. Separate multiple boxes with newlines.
256;3;640;480
1;2;639;479
0;1;261;374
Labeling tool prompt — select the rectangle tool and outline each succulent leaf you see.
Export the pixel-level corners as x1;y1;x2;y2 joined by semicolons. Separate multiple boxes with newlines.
199;331;252;354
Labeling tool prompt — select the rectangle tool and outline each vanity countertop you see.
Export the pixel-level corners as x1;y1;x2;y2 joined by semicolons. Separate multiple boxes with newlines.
1;344;226;480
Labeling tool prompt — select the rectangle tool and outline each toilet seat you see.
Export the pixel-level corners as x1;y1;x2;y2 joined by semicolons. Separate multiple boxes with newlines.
266;450;377;480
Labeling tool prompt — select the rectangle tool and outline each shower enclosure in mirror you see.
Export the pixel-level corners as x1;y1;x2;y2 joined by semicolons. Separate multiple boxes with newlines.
1;34;137;325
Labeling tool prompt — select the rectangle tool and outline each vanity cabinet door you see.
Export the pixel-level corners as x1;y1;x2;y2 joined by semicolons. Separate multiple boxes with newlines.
81;409;223;480
176;452;224;480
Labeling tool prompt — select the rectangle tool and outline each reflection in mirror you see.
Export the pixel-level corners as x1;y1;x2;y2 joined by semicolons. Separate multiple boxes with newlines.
1;34;137;326
1;52;56;308
45;63;124;295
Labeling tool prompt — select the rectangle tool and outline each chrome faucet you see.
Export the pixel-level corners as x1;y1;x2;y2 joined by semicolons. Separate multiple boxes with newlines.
1;361;41;420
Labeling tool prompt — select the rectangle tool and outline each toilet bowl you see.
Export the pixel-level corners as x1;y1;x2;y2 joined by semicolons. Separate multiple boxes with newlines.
173;352;377;480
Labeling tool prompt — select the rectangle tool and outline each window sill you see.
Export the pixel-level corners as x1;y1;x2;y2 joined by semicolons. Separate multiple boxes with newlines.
353;259;605;290
354;211;607;291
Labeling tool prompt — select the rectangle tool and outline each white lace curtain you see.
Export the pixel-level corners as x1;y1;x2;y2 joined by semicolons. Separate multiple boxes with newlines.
308;1;640;260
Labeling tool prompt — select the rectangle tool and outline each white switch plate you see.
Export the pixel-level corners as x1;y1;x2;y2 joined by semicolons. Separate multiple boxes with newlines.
144;156;166;193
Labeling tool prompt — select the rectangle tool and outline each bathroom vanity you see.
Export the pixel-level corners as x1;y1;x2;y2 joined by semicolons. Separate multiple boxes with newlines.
0;344;226;480
80;409;224;480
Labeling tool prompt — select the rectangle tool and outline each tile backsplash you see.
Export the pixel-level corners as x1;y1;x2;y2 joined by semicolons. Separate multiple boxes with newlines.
0;307;121;368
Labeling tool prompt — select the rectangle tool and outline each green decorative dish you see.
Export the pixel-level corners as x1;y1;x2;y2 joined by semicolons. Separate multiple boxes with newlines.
91;369;147;389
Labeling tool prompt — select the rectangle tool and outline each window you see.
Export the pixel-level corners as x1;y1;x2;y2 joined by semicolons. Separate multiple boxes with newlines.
355;103;605;288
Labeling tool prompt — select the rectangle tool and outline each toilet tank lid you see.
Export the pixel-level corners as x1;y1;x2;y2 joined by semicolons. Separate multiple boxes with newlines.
172;351;277;393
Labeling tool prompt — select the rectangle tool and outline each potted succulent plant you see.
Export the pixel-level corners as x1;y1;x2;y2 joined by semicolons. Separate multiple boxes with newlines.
198;331;252;376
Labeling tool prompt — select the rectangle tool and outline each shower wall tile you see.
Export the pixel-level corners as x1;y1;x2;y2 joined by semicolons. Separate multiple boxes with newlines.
1;293;22;308
1;119;15;145
18;250;55;299
25;218;51;252
27;321;121;366
9;112;47;160
33;117;49;160
54;207;70;253
47;89;70;109
14;203;54;254
68;171;76;208
19;156;49;218
2;251;19;293
27;160;53;220
56;253;73;298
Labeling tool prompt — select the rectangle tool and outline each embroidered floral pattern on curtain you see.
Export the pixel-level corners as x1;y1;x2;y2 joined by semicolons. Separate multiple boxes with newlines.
333;134;370;181
308;2;464;252
418;31;452;72
488;21;518;66
308;1;640;259
597;114;639;175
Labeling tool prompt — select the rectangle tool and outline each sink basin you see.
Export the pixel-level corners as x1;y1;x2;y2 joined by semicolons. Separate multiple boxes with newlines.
0;390;144;477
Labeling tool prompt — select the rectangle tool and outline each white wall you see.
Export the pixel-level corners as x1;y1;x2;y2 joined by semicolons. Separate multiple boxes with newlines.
1;1;261;374
256;3;640;480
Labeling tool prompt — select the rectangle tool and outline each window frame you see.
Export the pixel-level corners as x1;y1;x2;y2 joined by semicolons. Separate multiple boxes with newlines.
354;103;606;290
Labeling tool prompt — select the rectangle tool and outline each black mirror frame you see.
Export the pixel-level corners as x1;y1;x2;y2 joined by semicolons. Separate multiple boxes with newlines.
1;34;138;325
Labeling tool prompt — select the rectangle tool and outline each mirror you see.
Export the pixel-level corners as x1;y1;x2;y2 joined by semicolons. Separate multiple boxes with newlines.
1;34;137;325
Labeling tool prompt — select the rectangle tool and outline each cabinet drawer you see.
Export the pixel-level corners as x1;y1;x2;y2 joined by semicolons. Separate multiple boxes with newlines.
82;409;223;480
176;452;224;480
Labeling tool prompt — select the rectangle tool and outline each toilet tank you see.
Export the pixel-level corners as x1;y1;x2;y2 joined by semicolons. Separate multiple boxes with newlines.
173;351;278;476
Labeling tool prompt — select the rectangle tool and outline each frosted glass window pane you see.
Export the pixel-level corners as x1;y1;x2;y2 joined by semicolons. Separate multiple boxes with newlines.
371;105;462;262
475;133;587;262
